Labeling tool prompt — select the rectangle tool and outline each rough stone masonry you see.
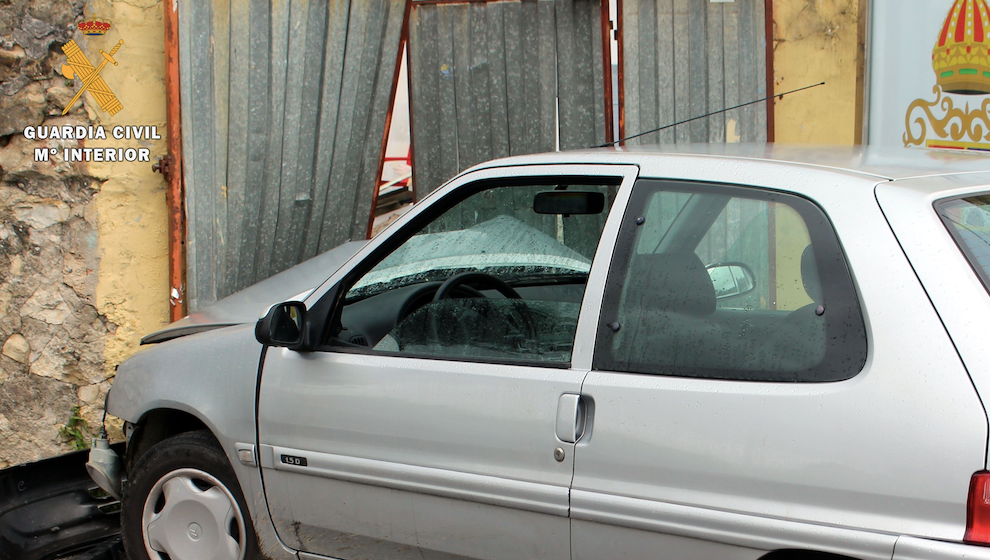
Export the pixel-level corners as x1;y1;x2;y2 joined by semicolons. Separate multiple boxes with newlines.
0;0;115;468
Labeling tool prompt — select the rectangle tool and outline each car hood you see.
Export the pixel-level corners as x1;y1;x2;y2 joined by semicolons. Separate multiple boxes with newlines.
141;241;367;344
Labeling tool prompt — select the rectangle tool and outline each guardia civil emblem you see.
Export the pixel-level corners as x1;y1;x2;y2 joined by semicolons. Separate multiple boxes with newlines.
59;17;123;116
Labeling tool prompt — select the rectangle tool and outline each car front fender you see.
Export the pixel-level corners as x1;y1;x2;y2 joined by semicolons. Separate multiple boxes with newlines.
107;323;297;560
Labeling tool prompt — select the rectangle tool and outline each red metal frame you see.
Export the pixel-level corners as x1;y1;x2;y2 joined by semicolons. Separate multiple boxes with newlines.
368;0;414;239
379;147;413;190
616;0;626;144
765;0;775;142
601;0;615;145
164;0;186;321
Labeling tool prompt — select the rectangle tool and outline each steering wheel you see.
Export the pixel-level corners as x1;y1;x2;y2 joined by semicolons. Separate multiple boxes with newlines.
428;272;540;351
433;272;522;302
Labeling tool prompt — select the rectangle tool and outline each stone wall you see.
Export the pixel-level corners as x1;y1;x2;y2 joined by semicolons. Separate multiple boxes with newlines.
0;0;114;468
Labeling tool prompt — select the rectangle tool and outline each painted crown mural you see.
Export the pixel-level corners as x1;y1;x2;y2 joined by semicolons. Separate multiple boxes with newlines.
77;17;111;36
905;0;990;149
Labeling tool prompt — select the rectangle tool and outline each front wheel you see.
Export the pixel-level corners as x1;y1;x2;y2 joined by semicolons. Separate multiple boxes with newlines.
121;430;259;560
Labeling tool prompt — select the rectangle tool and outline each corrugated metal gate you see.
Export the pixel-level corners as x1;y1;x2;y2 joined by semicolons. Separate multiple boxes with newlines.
176;0;770;311
178;0;406;310
619;0;768;144
617;0;772;306
407;0;612;196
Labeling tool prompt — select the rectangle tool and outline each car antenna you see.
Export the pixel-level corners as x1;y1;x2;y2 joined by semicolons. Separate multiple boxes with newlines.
593;81;825;148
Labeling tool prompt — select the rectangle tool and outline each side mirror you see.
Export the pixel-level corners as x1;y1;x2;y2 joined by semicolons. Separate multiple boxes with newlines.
706;262;756;299
256;301;308;349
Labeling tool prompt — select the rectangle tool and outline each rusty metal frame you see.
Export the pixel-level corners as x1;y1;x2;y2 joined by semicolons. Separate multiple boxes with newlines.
765;0;775;142
601;0;615;144
616;0;625;144
404;41;418;204
163;0;186;321
368;0;414;240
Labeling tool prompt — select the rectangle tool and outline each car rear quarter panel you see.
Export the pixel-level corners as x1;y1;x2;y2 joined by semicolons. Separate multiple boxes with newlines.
877;176;990;468
571;159;987;551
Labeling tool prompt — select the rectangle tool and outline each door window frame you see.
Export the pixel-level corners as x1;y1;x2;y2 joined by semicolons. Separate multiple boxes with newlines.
298;164;642;369
592;178;869;383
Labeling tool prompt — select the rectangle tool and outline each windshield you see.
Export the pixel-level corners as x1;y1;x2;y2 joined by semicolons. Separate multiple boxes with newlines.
937;193;990;294
346;182;616;302
350;216;592;298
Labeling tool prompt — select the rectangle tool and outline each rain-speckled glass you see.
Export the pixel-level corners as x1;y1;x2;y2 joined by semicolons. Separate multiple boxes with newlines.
339;182;617;363
596;180;868;383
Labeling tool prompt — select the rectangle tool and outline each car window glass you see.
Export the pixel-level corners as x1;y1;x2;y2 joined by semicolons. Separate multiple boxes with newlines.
596;180;867;382
937;193;990;295
337;180;618;364
635;195;814;312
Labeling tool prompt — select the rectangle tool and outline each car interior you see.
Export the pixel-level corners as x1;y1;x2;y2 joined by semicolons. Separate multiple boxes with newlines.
334;183;613;363
331;181;828;375
607;186;828;380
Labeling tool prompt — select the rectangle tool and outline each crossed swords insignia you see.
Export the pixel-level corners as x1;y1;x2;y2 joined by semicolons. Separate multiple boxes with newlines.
60;39;124;116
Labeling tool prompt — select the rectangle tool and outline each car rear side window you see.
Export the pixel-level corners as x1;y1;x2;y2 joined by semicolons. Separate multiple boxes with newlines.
594;180;868;383
936;193;990;295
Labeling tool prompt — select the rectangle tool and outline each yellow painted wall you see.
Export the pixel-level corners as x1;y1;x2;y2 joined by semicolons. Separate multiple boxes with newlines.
80;0;169;425
773;204;813;310
772;0;865;144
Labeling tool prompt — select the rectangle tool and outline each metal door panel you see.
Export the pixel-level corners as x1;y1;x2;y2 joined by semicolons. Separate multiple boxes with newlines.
571;520;767;560
259;350;582;559
287;477;569;560
255;162;638;559
266;444;569;515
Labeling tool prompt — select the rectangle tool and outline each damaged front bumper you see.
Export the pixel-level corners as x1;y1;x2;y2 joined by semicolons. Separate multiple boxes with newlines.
0;443;125;560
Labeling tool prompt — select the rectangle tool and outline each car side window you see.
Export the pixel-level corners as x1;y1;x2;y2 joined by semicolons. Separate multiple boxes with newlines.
595;180;867;382
334;178;619;364
936;193;990;295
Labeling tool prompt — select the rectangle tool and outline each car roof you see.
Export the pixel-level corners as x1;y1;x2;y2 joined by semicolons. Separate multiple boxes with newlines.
469;143;990;184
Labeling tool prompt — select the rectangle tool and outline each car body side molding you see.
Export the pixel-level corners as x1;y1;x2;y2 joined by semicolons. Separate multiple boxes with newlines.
570;489;897;560
264;445;568;517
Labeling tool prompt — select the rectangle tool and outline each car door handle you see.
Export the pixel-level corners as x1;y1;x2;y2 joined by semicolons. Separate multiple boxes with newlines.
555;393;587;443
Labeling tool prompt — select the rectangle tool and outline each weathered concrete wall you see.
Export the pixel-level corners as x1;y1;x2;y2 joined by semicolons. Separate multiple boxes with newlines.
86;0;169;400
0;0;169;468
772;0;866;143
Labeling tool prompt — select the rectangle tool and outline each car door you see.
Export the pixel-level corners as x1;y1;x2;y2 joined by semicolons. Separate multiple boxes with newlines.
570;178;987;559
256;165;638;560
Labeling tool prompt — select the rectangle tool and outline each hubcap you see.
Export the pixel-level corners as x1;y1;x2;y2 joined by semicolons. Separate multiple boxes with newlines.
141;468;246;560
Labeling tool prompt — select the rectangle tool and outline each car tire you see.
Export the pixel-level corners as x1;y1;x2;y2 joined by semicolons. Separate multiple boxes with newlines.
120;430;260;560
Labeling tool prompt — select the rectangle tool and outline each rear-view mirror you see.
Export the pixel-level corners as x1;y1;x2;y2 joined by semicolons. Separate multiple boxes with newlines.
707;263;756;299
533;191;605;215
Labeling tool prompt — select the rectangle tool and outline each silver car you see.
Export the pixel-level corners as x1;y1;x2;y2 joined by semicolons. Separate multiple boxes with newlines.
105;145;990;560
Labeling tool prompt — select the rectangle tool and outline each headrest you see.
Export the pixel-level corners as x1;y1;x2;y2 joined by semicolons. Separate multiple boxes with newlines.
801;245;822;303
627;252;715;316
